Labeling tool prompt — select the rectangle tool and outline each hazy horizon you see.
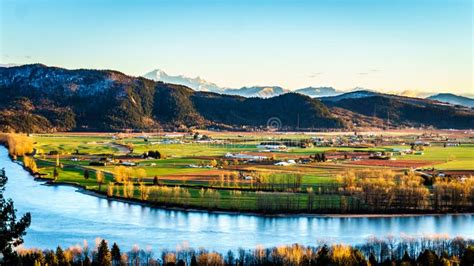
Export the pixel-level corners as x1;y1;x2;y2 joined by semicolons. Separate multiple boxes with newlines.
1;0;472;94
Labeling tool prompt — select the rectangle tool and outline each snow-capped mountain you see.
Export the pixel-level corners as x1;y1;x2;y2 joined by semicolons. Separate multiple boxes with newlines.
294;87;340;97
223;86;288;98
143;69;223;93
0;63;20;68
142;68;340;98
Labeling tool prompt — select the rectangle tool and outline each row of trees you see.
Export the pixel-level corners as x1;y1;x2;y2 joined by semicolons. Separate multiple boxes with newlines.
208;172;304;192
253;173;303;192
23;156;38;173
11;237;474;265
77;165;474;214
0;133;34;158
79;165;474;214
112;166;147;183
337;169;474;213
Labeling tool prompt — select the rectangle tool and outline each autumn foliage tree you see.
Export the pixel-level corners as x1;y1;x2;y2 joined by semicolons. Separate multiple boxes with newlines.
96;170;104;191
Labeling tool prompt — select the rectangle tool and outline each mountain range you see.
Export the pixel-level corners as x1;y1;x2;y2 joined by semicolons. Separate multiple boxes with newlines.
427;93;474;108
143;69;341;98
143;69;474;108
1;64;473;133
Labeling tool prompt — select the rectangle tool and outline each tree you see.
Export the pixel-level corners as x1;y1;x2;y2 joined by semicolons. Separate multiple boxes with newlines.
53;167;59;181
462;245;474;266
96;239;112;266
96;170;104;191
153;176;159;186
55;154;60;167
417;249;439;266
315;245;331;265
139;182;150;201
134;168;147;183
0;172;31;263
55;246;67;265
191;254;198;266
107;182;115;197
147;150;161;159
209;159;218;168
23;156;38;173
111;242;121;266
84;169;90;180
44;250;58;266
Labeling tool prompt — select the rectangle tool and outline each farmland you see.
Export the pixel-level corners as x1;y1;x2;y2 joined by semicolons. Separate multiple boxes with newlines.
4;129;474;214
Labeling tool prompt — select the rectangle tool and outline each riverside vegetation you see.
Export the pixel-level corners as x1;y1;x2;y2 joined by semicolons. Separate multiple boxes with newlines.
2;159;474;265
1;130;473;215
8;237;474;265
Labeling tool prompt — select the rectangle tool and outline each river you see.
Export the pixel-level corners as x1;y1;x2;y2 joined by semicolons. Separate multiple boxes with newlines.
1;146;473;252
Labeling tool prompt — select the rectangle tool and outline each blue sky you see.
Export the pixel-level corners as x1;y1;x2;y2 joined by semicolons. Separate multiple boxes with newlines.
1;0;472;94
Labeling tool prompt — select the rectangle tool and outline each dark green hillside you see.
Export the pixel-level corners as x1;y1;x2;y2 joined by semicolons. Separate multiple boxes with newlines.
0;64;345;132
323;95;474;129
192;92;344;128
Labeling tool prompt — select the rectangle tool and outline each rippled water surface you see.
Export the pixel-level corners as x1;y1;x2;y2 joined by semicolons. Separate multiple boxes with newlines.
1;147;473;252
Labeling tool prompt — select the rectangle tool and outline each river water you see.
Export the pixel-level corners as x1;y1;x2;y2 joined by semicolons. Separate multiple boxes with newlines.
1;147;473;252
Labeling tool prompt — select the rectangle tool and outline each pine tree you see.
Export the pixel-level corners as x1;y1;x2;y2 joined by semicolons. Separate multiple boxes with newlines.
0;172;31;263
84;169;90;180
191;254;198;266
96;239;112;266
45;250;58;266
111;242;121;265
56;246;67;265
53;167;59;180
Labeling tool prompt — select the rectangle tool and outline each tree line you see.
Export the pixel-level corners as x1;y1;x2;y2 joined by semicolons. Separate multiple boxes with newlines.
0;133;34;159
337;169;474;213
9;237;474;265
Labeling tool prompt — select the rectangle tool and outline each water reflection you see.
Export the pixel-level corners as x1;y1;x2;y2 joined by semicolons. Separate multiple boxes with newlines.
1;147;473;252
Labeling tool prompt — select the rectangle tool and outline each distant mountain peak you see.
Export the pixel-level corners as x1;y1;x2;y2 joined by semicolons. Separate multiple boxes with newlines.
143;68;223;93
294;87;340;97
427;93;474;108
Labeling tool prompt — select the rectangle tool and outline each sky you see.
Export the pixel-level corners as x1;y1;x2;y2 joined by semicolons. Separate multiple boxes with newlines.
1;0;472;94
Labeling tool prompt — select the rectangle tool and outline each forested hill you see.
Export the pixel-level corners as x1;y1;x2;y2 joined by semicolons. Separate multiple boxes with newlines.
322;92;474;129
0;64;344;132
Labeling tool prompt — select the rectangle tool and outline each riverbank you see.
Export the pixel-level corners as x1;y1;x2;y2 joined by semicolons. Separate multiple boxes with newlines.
8;154;474;217
2;144;473;252
35;173;474;218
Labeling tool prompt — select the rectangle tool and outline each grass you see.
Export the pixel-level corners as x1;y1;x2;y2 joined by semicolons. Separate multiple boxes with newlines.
25;132;474;213
393;144;474;170
32;134;117;154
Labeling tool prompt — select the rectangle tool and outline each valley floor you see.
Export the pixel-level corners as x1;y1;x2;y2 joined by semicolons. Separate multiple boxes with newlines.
5;129;474;214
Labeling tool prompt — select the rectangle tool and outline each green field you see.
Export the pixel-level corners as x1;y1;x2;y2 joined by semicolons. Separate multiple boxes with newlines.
22;131;474;214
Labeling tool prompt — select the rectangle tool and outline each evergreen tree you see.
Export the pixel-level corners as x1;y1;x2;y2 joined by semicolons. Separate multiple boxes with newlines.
53;167;59;180
45;250;59;266
402;251;411;263
315;245;331;265
0;172;31;263
111;242;121;265
84;169;90;180
417;249;439;266
191;254;198;266
368;253;377;266
96;239;112;266
461;245;474;266
56;246;68;266
83;255;91;266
